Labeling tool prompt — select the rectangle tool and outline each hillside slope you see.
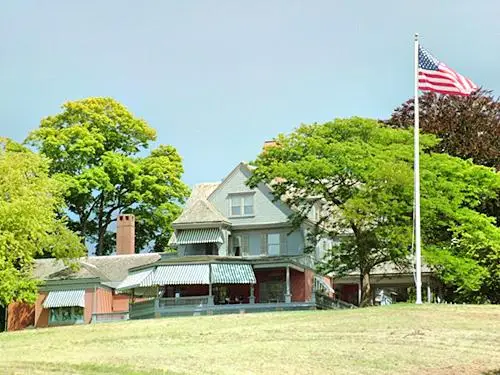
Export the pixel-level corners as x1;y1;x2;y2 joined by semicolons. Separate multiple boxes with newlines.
1;304;499;375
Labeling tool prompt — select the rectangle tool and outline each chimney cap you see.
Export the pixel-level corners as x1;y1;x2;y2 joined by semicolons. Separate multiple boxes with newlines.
263;140;277;150
118;214;135;222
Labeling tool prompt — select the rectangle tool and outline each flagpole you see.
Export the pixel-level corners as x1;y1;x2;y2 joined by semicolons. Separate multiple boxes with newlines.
414;32;423;304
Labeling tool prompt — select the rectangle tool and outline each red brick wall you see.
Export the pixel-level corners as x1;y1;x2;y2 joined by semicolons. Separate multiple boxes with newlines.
291;269;305;302
112;293;129;312
338;284;358;305
84;289;94;323
96;288;113;313
304;269;314;302
254;268;316;303
254;268;285;303
7;302;34;331
34;292;49;328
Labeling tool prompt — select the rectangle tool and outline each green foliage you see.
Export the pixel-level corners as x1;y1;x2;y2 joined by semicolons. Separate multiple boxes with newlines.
26;98;190;255
249;118;500;304
0;140;84;306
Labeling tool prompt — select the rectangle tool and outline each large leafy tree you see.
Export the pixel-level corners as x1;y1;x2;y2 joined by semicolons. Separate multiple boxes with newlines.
388;89;500;169
388;89;500;227
0;139;84;306
26;98;190;255
249;118;500;305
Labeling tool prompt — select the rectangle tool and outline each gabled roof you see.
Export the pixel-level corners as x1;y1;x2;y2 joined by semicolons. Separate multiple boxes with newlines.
206;162;253;201
33;253;161;284
186;183;220;208
173;199;229;225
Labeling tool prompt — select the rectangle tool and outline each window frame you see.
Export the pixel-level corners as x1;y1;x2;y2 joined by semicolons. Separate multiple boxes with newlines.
49;306;84;325
229;193;255;218
267;233;280;256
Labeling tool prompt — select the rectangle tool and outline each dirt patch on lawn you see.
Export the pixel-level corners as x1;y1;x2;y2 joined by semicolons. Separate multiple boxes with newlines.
413;364;499;375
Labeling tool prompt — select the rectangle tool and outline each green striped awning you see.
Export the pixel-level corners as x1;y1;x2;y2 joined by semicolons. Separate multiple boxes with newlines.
149;264;210;286
174;228;223;245
43;290;85;308
117;268;154;290
211;263;256;284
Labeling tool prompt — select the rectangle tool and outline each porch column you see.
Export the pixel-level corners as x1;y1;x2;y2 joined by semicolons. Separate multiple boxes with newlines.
357;282;362;306
208;264;214;306
154;297;160;318
285;266;292;303
310;276;316;304
249;284;255;304
427;283;432;303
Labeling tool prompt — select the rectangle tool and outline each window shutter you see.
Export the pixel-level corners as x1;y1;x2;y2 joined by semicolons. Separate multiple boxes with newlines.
280;233;287;255
241;235;250;256
260;234;267;255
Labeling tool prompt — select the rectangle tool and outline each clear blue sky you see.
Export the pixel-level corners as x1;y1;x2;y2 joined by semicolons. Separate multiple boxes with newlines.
1;1;498;186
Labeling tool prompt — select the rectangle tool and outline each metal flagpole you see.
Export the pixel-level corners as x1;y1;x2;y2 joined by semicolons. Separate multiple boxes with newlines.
414;33;423;304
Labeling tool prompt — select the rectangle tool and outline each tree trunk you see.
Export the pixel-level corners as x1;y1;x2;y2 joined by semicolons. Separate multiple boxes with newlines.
360;271;372;307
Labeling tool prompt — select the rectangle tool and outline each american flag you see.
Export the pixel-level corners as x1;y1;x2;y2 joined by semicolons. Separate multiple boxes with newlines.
418;45;478;96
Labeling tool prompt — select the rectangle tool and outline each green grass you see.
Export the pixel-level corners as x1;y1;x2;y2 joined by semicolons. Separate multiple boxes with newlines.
1;304;499;375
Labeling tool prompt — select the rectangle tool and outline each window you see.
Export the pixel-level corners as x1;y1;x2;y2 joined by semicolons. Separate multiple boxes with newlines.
267;233;280;256
49;307;84;325
233;236;241;256
230;194;254;216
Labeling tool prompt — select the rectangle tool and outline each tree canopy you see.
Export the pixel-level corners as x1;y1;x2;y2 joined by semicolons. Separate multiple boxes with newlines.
26;98;190;255
249;118;500;305
0;139;84;306
388;89;500;170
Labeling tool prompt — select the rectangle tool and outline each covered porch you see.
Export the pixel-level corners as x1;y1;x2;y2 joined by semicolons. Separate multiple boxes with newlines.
118;257;337;319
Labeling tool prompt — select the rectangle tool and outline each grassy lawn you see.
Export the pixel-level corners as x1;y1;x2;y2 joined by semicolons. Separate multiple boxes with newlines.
1;304;499;375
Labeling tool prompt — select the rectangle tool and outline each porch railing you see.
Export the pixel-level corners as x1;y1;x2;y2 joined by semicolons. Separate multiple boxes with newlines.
159;296;209;308
129;299;156;318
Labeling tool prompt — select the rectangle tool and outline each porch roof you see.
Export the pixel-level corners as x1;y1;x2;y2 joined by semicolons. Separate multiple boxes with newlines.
117;268;154;290
171;228;223;245
211;263;256;284
42;290;85;308
118;263;258;290
151;264;210;285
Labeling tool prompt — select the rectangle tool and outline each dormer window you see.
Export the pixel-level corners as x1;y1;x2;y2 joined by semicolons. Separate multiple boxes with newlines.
230;193;254;217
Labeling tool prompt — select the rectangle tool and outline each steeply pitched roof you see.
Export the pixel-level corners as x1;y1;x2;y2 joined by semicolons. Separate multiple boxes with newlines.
186;183;220;208
173;199;228;225
33;253;161;284
173;182;228;227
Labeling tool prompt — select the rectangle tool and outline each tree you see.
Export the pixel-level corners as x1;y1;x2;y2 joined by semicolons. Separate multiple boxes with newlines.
0;139;84;306
26;98;190;255
388;89;500;169
388;90;500;302
249;118;500;305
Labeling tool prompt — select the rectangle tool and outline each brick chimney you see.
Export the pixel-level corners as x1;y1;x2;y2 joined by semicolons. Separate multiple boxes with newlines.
116;214;135;255
263;140;277;151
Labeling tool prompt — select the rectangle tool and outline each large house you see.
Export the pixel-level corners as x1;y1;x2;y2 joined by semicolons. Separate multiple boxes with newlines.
2;162;338;332
2;159;437;331
116;162;338;319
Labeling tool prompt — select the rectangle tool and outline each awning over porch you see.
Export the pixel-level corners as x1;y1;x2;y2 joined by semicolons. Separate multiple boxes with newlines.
151;264;210;285
211;263;256;284
171;228;223;245
42;290;85;308
118;263;257;290
117;268;154;290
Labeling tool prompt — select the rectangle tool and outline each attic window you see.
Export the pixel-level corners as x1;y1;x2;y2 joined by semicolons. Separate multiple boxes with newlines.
230;194;254;217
